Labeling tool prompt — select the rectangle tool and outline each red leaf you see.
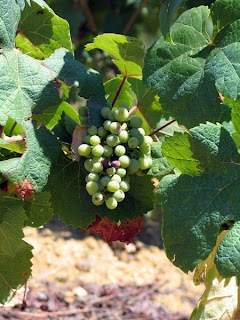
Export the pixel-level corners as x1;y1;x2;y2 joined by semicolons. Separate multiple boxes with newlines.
84;215;144;244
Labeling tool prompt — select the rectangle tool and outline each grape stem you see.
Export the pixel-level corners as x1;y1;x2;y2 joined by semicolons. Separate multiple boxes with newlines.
128;106;138;116
111;75;127;108
149;120;176;137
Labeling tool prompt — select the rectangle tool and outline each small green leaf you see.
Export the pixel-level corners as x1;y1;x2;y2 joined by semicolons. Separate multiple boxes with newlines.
0;139;26;154
16;0;73;59
0;241;33;304
147;142;173;178
86;34;144;77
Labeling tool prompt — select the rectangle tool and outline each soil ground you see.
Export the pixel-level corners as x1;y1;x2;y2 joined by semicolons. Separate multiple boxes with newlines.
0;216;204;320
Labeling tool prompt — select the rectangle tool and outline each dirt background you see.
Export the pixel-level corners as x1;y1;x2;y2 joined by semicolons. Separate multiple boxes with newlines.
0;216;205;320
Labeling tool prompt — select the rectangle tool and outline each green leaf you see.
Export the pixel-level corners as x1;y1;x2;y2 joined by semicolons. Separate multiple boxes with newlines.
16;0;73;59
0;241;32;304
104;77;134;109
0;121;61;192
228;98;240;135
0;139;26;154
0;0;20;50
24;191;53;227
128;78;158;108
4;118;24;136
0;194;27;256
212;0;240;32
147;142;174;178
143;6;223;127
85;34;144;77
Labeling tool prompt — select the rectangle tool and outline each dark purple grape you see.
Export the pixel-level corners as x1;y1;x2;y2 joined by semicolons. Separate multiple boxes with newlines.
101;158;109;168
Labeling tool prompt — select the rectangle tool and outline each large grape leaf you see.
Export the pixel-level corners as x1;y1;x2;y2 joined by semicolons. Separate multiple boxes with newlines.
0;241;33;304
162;123;240;176
158;123;240;273
85;34;144;77
0;121;61;193
47;155;154;228
16;0;73;59
0;193;27;256
143;2;240;127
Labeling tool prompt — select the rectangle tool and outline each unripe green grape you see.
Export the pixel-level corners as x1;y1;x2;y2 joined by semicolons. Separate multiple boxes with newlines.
106;134;120;147
111;174;121;183
118;130;129;143
81;116;89;125
86;173;99;182
138;128;145;136
119;102;130;111
79;106;88;117
106;167;116;176
144;136;153;145
100;176;111;186
98;126;107;137
117;168;126;178
84;134;91;144
78;144;91;156
92;156;102;164
92;192;103;203
90;135;101;146
119;155;131;168
101;107;111;119
138;157;152;170
107;181;120;192
108;111;116;121
109;122;121;134
114;107;129;122
92;145;104;157
128;137;139;149
88;126;98;136
120;180;130;192
86;181;99;195
147;157;153;167
130;116;143;128
103;145;113;157
105;197;118;210
129;128;144;145
84;159;93;172
98;183;105;191
139;143;151;155
113;190;125;202
93;162;103;173
128;158;140;174
114;145;126;156
103;120;111;131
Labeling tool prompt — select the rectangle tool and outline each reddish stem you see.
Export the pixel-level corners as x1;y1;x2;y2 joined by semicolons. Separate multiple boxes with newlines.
112;75;127;108
149;120;176;137
128;105;138;116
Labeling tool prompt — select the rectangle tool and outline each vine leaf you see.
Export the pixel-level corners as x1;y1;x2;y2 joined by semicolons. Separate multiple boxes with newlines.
0;139;26;154
225;97;240;136
158;123;240;273
0;241;33;304
0;193;27;256
147;142;173;178
85;34;144;77
143;2;240;127
16;0;73;59
84;215;144;244
0;121;61;193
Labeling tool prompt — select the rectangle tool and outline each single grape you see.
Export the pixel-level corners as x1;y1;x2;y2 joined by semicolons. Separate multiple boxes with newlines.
106;134;120;147
143;136;153;145
101;158;109;168
98;183;105;191
128;158;140;174
101;107;111;119
114;107;129;122
88;126;98;136
105;197;118;210
130;116;143;128
138;157;152;170
79;106;88;117
113;190;125;202
112;160;121;168
111;174;121;183
117;168;126;178
109;122;121;134
83;134;91;144
119;102;130;111
86;181;99;195
92;192;104;205
106;167;116;176
103;120;111;131
100;176;111;186
86;173;99;182
103;145;113;157
93;162;103;173
129;128;144;145
138;128;145;136
120;180;130;192
92;145;104;157
98;126;107;137
128;137;139;149
84;159;93;172
92;156;102;164
118;130;129;143
139;143;151;155
108;111;116;121
78;144;91;156
114;145;126;156
107;181;120;192
119;155;131;168
90;135;101;146
81;116;89;125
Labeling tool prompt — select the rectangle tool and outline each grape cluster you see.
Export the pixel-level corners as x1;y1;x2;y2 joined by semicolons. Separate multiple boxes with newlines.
78;103;153;210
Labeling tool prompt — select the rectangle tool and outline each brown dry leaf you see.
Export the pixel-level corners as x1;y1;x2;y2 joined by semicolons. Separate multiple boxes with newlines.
71;125;88;161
